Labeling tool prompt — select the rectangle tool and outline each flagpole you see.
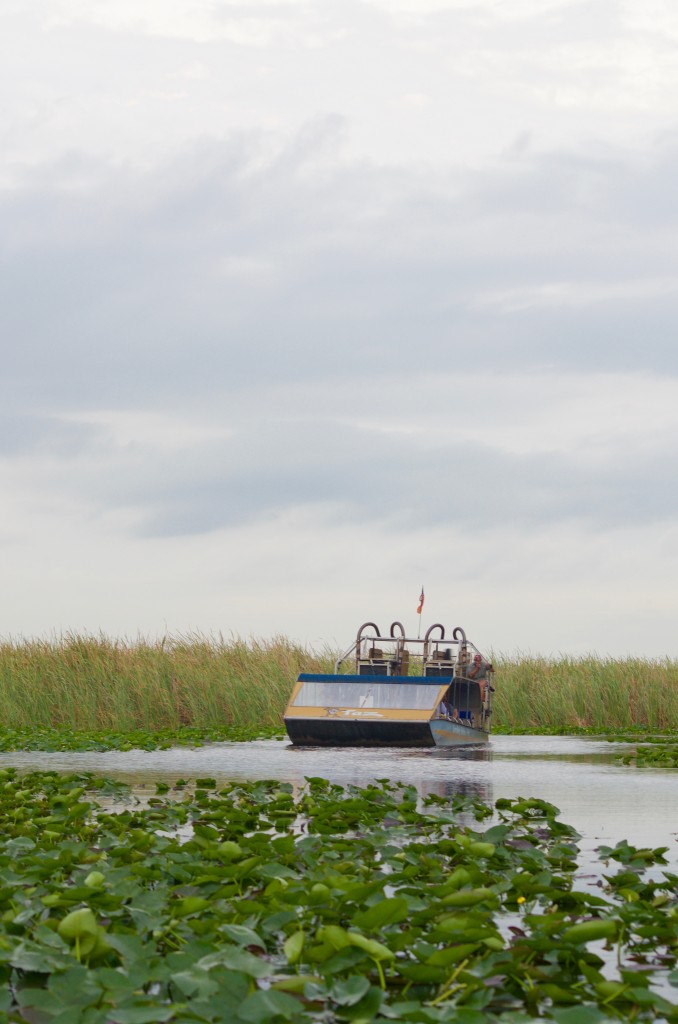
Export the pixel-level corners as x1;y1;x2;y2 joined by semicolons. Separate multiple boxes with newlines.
417;585;424;639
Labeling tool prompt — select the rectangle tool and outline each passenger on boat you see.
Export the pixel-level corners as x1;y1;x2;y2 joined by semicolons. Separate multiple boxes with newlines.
466;654;493;704
467;654;486;679
449;707;461;723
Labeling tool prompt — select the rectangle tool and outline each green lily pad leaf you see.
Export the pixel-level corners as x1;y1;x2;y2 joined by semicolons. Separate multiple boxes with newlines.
352;896;409;930
283;930;305;964
107;1008;175;1024
538;984;580;1005
94;968;139;995
173;896;211;917
397;962;446;984
105;933;148;963
551;1008;611;1024
346;931;395;961
198;948;270;978
237;989;301;1022
17;988;58;1010
320;925;351;950
427;942;479;967
193;824;219;840
335;985;383;1021
271;975;324;994
172;969;220;999
256;863;299;880
321;947;369;975
34;924;70;950
376;1000;427;1020
447;1012;488;1024
261;911;297;934
331;975;371;1006
48;966;104;1006
481;824;511;843
10;943;71;973
57;908;98;942
52;1009;110;1024
220;924;266;949
561;919;617;944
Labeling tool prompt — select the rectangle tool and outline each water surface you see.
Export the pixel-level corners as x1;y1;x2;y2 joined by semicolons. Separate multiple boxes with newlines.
2;735;676;868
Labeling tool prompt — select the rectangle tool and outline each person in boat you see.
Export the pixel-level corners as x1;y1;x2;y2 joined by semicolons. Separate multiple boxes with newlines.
442;684;460;719
438;699;461;722
466;654;486;679
466;654;493;704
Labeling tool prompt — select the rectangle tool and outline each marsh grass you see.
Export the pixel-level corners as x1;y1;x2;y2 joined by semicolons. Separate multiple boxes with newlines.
0;636;676;733
0;634;333;731
492;654;678;732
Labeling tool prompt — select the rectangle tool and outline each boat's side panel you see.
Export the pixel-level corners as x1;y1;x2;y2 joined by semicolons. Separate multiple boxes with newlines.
284;717;436;747
285;716;488;747
430;720;488;746
285;706;435;721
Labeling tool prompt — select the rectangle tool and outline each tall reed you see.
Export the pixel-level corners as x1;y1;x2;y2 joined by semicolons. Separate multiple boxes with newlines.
0;634;333;731
0;637;676;733
492;655;678;732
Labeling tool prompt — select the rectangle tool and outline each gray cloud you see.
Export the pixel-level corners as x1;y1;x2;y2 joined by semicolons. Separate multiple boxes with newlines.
12;400;673;539
3;2;678;650
0;414;98;456
3;121;678;560
3;127;678;421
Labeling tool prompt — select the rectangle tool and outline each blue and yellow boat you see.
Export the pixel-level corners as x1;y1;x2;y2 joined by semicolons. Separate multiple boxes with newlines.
284;621;494;747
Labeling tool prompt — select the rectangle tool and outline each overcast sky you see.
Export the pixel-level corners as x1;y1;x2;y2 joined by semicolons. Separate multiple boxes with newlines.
2;0;678;656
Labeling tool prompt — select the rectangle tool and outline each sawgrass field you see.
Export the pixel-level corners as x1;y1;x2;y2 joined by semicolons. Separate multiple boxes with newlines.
0;634;676;735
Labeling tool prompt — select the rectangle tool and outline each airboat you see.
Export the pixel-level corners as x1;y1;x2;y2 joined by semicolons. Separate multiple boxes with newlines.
284;621;494;747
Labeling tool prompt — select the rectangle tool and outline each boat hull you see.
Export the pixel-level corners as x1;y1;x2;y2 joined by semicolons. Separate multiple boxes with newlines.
284;716;488;748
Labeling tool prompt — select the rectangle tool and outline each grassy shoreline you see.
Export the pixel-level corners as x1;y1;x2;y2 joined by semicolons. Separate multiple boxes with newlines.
0;635;332;732
494;655;678;733
0;635;677;735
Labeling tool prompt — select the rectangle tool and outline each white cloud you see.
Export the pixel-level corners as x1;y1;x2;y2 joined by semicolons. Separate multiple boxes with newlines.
4;0;678;173
471;277;678;313
42;0;344;47
2;1;678;653
60;411;232;451
1;485;676;656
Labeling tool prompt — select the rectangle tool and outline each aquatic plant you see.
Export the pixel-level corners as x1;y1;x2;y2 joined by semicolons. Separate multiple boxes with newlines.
616;742;678;769
0;724;285;752
0;634;332;731
0;770;675;1021
0;634;677;735
492;655;678;733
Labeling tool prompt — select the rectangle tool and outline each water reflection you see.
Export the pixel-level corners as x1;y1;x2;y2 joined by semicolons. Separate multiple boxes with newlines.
396;746;493;803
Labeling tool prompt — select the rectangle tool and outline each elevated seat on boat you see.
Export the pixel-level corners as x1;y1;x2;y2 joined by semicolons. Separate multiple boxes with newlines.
359;647;388;675
358;647;409;677
424;648;455;678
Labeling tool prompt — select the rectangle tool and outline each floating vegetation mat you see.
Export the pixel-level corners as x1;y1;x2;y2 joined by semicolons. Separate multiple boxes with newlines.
0;770;676;1022
0;725;284;753
617;743;678;769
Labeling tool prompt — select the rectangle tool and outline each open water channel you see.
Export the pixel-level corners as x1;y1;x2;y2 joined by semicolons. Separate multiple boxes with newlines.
1;735;676;872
